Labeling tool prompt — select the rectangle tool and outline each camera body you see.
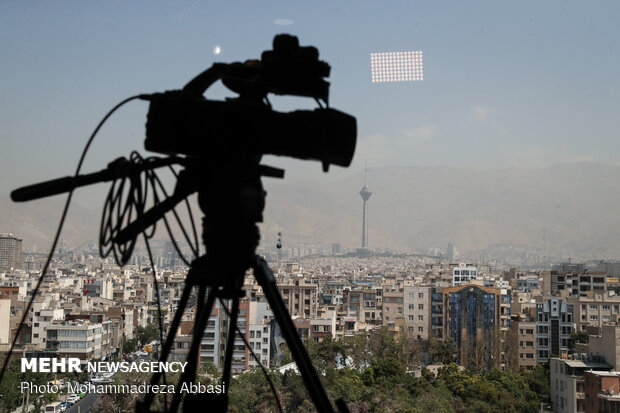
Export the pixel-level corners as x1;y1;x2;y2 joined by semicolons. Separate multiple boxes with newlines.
143;34;356;171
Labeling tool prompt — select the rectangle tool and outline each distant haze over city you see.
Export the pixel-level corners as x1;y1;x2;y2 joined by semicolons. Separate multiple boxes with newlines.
3;161;619;262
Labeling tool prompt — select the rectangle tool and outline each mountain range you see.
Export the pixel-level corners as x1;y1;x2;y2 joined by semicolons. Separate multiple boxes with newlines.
2;162;619;261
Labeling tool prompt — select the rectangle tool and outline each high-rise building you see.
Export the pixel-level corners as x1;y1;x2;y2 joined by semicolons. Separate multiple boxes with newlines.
0;234;22;271
331;243;341;255
359;167;372;248
442;284;506;369
446;242;458;262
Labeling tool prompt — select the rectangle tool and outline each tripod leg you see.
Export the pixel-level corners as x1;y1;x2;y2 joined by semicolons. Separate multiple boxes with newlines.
221;298;240;386
253;256;347;413
169;285;218;413
138;273;196;412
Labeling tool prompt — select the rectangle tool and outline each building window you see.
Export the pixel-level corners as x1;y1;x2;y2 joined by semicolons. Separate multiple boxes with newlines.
418;304;423;310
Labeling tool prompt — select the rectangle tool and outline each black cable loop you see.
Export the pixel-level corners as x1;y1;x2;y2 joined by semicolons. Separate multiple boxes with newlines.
99;151;150;266
164;165;200;257
145;166;199;265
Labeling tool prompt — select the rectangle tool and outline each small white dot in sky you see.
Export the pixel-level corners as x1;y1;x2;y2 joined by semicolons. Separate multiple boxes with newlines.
274;18;294;26
213;45;221;55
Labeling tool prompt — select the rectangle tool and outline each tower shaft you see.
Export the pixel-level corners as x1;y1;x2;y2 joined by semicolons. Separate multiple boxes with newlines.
359;166;372;248
362;199;367;248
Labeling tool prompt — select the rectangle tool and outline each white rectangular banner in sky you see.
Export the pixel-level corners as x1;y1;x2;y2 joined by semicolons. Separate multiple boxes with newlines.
371;51;423;82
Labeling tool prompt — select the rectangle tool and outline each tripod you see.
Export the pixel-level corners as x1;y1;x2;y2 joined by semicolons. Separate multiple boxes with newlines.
134;160;348;413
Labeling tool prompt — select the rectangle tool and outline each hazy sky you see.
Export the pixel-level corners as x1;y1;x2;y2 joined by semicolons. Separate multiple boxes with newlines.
2;1;619;203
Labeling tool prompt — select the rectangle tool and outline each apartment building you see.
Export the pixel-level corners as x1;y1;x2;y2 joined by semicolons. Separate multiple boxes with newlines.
382;289;404;327
567;293;620;331
278;280;318;319
515;312;537;371
550;357;612;413
442;284;504;369
584;371;620;413
403;285;431;340
45;321;107;360
536;298;574;363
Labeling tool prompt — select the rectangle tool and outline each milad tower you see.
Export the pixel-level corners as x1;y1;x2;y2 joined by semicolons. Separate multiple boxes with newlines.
359;167;372;248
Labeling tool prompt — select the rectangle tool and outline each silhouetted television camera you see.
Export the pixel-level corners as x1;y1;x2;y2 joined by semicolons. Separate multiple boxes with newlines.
144;34;357;172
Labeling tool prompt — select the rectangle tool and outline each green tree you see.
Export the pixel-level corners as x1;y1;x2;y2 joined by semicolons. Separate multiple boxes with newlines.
0;355;57;412
569;330;589;351
328;369;363;404
342;333;372;369
220;328;552;413
136;323;159;346
429;338;458;364
305;337;347;369
122;337;139;354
